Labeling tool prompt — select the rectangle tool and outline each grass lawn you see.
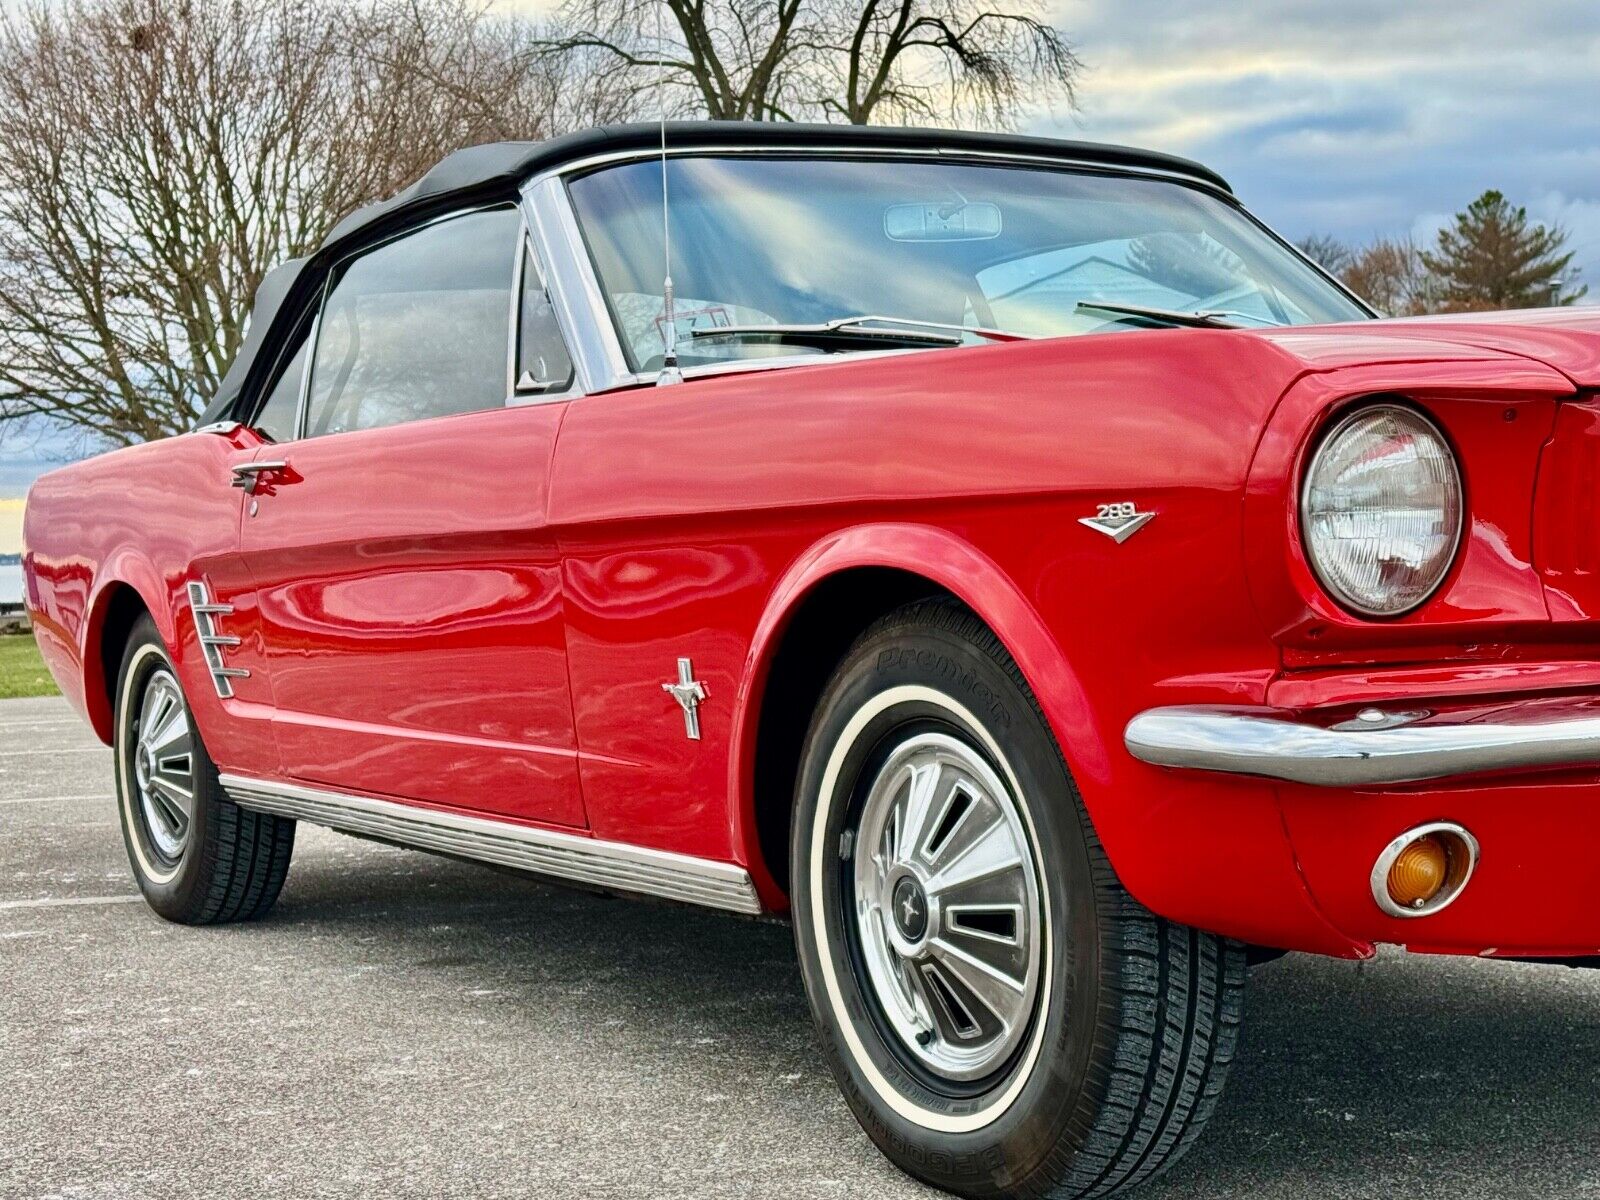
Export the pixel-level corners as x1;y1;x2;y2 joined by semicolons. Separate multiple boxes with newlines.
0;633;59;699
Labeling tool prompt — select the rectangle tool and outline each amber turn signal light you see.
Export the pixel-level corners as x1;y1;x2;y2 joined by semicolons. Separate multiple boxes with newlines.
1386;835;1449;908
1371;823;1479;918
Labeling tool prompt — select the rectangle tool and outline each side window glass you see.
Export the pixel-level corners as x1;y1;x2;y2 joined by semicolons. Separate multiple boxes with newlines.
516;247;574;394
249;321;311;443
304;206;520;437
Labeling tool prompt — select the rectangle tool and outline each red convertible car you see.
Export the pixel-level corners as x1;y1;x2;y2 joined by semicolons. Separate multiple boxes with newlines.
22;122;1600;1198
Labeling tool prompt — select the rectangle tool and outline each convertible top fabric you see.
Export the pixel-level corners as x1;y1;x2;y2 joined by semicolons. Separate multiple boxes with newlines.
200;122;1230;426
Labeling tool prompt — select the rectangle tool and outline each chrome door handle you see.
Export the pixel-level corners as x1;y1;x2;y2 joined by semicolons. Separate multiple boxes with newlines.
229;460;288;494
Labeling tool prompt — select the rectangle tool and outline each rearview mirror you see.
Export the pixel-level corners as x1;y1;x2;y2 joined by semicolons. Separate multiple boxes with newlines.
883;201;1002;242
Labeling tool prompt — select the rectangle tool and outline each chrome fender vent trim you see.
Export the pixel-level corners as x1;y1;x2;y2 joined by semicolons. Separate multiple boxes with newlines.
219;774;763;916
187;579;248;698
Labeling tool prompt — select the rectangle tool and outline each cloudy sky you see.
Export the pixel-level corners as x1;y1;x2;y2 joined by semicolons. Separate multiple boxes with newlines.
3;0;1596;494
1041;0;1600;284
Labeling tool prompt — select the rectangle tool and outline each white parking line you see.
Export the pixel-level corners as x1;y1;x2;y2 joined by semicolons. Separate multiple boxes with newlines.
0;748;107;757
0;794;108;806
0;894;143;911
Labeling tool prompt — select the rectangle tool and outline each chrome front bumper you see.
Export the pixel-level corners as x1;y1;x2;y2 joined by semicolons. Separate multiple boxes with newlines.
1125;696;1600;787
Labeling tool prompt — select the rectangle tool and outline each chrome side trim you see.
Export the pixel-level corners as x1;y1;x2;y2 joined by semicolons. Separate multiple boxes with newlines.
186;580;246;698
1125;701;1600;787
218;773;764;915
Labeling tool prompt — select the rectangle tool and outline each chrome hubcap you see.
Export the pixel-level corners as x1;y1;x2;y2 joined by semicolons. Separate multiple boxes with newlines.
134;669;194;862
852;731;1043;1082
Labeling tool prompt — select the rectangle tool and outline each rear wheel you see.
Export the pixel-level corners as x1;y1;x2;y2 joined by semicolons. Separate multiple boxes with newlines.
114;616;295;923
791;601;1246;1198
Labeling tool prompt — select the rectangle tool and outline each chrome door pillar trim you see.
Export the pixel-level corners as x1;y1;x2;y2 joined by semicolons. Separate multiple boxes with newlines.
521;175;641;396
505;222;526;399
1126;699;1600;787
219;773;764;915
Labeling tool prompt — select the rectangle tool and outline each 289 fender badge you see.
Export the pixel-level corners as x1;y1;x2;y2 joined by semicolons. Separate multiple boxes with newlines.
1079;501;1155;543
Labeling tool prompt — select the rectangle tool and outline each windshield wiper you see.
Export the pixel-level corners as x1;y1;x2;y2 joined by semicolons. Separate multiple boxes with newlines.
1075;301;1284;329
690;314;1031;352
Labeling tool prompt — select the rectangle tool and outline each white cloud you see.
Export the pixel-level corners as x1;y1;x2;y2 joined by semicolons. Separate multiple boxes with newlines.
1531;193;1600;297
1038;0;1600;300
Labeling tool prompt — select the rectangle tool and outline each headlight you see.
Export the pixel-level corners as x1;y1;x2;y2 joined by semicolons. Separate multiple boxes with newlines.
1300;404;1463;617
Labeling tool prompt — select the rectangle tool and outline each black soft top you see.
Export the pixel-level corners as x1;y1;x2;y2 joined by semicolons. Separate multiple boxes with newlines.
201;121;1231;426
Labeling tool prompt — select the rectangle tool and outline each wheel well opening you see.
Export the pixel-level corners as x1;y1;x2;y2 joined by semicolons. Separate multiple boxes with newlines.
751;568;959;900
95;584;149;726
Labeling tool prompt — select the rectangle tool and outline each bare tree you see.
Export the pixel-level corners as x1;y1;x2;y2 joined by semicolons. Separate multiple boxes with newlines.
533;0;1080;126
1299;190;1590;318
1342;237;1437;316
0;0;631;448
1295;233;1352;277
1296;232;1439;315
528;0;808;120
812;0;1079;127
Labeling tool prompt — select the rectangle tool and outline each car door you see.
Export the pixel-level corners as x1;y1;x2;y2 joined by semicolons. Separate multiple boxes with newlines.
183;336;309;783
238;205;587;827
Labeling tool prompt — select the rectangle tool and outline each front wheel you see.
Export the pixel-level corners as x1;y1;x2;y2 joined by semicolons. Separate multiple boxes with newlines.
791;601;1245;1199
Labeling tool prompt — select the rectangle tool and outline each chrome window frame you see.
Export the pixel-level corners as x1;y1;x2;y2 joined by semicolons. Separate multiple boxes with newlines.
234;287;321;443
519;142;1375;397
292;276;330;439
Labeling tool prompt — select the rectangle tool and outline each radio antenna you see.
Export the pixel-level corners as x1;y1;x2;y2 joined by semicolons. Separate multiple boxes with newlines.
655;0;682;386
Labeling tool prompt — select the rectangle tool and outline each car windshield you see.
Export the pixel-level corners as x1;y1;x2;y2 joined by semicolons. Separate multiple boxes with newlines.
565;154;1368;373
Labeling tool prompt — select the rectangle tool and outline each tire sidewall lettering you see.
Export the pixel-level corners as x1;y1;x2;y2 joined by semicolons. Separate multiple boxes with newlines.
874;646;1014;733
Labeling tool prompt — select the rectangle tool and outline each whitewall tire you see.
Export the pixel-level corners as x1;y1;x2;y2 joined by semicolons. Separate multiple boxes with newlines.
791;600;1246;1198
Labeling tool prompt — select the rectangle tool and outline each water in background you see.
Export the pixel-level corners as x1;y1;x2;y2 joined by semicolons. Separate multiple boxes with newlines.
0;559;22;608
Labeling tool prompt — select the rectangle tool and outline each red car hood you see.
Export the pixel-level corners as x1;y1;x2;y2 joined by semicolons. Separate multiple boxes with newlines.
1258;307;1600;388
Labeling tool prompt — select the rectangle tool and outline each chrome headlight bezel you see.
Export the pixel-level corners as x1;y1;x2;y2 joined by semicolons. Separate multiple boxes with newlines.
1299;403;1465;619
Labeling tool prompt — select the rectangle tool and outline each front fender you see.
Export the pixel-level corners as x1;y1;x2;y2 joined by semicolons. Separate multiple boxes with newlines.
731;521;1362;957
730;523;1091;908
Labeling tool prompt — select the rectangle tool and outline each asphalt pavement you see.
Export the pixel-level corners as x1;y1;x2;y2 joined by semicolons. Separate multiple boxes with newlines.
3;693;1598;1199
